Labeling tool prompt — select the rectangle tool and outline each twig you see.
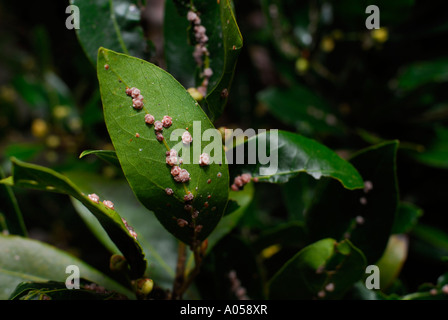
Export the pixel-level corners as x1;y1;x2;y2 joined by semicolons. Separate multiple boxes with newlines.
171;241;187;300
172;239;204;299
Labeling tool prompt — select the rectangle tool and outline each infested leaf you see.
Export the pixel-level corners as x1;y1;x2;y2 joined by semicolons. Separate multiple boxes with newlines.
97;47;230;244
1;158;147;279
165;0;243;121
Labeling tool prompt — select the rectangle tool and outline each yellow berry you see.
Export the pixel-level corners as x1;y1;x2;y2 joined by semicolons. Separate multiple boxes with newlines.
295;58;309;74
371;28;388;43
31;118;48;138
137;278;154;296
53;105;70;119
321;36;335;52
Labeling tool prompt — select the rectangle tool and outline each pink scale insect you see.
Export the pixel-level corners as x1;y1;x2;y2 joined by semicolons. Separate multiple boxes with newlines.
156;132;164;142
177;218;189;228
88;193;100;204
182;131;193;145
162;115;173;128
184;192;194;202
125;87;144;110
145;114;155;125
103;200;115;210
199;152;210;166
154;121;163;132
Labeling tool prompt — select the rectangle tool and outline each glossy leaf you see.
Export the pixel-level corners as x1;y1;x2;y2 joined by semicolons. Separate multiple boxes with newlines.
97;47;229;244
79;149;121;169
165;0;243;121
306;141;399;264
229;130;364;190
65;171;178;291
72;0;149;66
0;234;133;300
268;238;366;299
1;158;147;279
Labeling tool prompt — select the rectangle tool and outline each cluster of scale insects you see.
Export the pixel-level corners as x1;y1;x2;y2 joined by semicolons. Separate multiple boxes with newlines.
124;85;219;237
187;10;214;97
87;193;138;240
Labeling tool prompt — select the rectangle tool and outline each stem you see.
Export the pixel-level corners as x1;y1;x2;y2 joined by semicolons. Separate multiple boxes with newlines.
171;241;187;300
171;239;204;299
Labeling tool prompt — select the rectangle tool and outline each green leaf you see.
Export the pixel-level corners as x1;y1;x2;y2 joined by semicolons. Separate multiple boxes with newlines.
0;168;27;236
9;280;126;300
268;238;366;299
72;0;149;66
97;47;230;244
229;130;364;190
306;141;400;264
2;157;147;279
376;235;409;290
79;149;121;169
257;86;345;137
65;171;177;291
165;0;243;121
0;234;133;300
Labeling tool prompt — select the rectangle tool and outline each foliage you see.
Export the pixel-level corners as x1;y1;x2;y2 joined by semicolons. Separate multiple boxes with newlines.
1;0;448;301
